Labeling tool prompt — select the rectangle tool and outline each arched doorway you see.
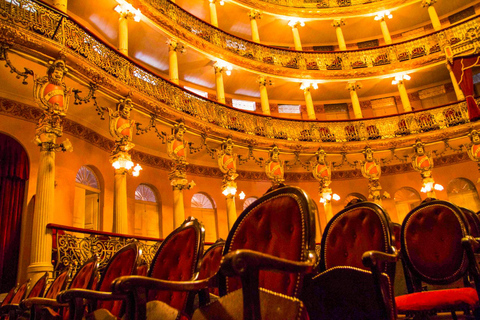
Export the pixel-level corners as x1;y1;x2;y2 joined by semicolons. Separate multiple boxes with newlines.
74;166;102;230
243;196;258;210
191;193;218;243
0;133;29;292
134;184;162;238
394;187;422;223
447;178;480;212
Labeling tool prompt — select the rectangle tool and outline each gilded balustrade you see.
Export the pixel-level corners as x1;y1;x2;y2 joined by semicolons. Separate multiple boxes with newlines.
0;0;475;144
138;0;479;74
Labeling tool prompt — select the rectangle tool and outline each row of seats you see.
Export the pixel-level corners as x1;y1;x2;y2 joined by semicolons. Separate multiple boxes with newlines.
2;185;480;319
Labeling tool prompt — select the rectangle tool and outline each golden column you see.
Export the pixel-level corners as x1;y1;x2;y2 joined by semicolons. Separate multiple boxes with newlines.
166;39;186;85
114;1;141;56
214;62;232;104
332;19;347;51
288;20;304;51
29;59;72;282
53;0;67;13
301;82;318;120
107;98;142;234
258;76;272;115
248;10;262;43
217;138;239;231
347;81;363;118
392;74;412;112
209;0;222;27
422;0;441;31
167;122;195;228
446;62;466;101
374;11;393;45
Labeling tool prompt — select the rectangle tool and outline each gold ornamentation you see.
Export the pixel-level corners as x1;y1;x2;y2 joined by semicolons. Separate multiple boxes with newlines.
265;145;285;185
217;138;239;184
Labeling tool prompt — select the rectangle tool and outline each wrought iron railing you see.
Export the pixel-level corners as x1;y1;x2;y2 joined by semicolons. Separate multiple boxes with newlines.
47;224;163;276
0;0;475;143
140;0;479;72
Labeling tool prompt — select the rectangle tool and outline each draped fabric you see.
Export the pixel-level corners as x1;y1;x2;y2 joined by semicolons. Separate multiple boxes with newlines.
0;134;29;292
451;55;480;121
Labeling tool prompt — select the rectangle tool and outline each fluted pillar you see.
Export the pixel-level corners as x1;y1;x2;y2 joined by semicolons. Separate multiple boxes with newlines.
324;201;333;222
289;21;304;51
167;39;185;85
248;10;261;43
53;0;67;13
28;143;56;282
446;62;465;101
214;64;230;104
332;19;346;51
347;81;363;118
422;0;441;31
301;82;317;120
209;0;219;27
375;12;393;45
172;183;186;228
118;15;129;55
397;80;412;112
258;76;271;115
225;195;237;231
113;169;128;233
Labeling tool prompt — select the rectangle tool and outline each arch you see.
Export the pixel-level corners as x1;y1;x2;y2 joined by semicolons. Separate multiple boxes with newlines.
343;193;367;207
0;133;29;292
191;192;218;242
394;187;422;223
134;184;162;238
74;166;102;230
447;178;480;212
243;196;258;210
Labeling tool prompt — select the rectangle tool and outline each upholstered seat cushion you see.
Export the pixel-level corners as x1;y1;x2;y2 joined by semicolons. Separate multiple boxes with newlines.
396;287;479;312
192;288;309;320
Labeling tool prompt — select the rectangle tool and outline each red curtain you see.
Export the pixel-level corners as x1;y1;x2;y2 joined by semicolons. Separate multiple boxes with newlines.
0;134;29;292
451;55;480;121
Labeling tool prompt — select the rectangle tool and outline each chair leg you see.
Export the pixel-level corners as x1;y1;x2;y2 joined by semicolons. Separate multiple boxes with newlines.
451;311;458;320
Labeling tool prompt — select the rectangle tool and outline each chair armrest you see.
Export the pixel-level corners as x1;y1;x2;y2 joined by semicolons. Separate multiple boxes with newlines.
20;297;67;310
220;249;315;277
0;304;21;314
111;276;211;294
57;289;125;303
362;249;399;270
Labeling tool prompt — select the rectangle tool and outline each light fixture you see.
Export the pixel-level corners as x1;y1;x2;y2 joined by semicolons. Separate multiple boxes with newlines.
111;153;142;176
420;181;443;193
209;0;225;4
391;74;411;85
320;191;340;203
239;191;246;200
300;81;318;90
215;61;233;76
288;19;305;28
114;0;142;22
222;185;237;196
374;10;393;21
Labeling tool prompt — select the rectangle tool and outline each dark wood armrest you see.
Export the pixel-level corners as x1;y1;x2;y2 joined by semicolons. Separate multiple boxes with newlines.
111;275;211;294
20;297;67;310
0;304;21;314
362;249;399;270
220;249;315;277
463;236;480;253
57;289;126;303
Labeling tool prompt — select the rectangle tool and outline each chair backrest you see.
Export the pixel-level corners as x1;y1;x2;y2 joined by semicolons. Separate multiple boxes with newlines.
461;207;480;237
95;242;142;316
136;261;148;277
69;255;99;290
392;222;401;252
9;279;30;304
147;217;205;312
44;268;70;299
401;199;470;286
220;185;316;298
26;272;49;299
1;284;18;307
320;201;395;279
198;239;226;296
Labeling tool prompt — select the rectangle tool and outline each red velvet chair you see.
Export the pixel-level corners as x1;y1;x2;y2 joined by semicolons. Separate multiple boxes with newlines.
396;198;480;319
20;255;99;320
197;239;225;305
302;200;398;320
1;285;18;308
57;242;141;320
111;217;205;320
192;185;317;320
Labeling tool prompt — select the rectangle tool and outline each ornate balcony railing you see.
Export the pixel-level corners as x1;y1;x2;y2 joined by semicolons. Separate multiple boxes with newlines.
48;224;163;276
0;0;475;144
137;0;479;75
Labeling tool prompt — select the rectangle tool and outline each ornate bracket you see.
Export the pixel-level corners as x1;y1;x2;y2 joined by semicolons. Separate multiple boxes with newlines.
0;44;33;85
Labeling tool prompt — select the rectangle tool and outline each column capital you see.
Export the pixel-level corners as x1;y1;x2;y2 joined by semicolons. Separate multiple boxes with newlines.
114;1;141;22
170;178;195;190
257;76;273;87
300;81;318;92
346;81;362;92
248;10;262;20
288;20;305;29
421;0;437;7
331;19;345;28
214;63;232;75
166;39;186;53
209;0;225;4
374;11;392;22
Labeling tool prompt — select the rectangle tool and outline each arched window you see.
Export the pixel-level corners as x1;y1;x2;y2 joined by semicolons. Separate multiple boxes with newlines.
343;193;367;207
243;196;258;210
394;187;422;223
191;193;217;242
74;166;101;230
134;184;162;238
447;178;480;212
